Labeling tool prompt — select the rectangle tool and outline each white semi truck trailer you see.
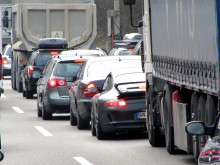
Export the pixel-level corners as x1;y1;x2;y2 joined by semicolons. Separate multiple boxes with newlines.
5;0;97;92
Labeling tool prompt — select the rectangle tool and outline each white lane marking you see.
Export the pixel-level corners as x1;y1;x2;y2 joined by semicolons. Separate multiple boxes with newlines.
1;94;6;98
35;126;53;137
12;106;24;113
73;157;93;165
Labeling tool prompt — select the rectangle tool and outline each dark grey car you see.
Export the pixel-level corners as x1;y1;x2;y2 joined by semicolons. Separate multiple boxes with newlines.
69;56;142;130
37;55;89;120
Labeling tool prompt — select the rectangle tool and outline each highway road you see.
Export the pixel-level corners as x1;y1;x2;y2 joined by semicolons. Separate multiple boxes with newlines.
0;78;196;165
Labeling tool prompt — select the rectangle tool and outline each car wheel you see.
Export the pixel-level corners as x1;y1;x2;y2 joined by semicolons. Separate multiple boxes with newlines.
77;109;89;130
70;105;77;126
42;102;52;120
96;117;109;140
0;150;4;161
22;90;26;97
37;102;42;117
26;89;33;99
91;107;96;136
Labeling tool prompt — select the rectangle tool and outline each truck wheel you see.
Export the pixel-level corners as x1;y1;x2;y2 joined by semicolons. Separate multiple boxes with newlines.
190;93;200;161
197;95;206;160
42;102;52;120
16;81;22;93
77;109;89;130
205;96;217;126
146;87;164;147
70;105;77;126
163;84;177;154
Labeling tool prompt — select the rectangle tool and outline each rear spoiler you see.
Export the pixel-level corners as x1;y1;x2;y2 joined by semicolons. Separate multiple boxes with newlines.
115;81;145;94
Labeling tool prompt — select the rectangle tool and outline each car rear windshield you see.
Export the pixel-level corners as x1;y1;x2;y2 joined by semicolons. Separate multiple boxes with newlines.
34;53;51;66
116;72;144;83
54;62;83;77
87;60;141;78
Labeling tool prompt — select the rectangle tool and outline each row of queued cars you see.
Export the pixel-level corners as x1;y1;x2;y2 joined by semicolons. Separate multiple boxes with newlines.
20;38;147;140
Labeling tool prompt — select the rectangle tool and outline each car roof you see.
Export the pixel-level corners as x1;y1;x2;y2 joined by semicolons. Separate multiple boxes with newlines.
60;49;107;56
51;54;96;61
84;55;141;63
111;67;143;76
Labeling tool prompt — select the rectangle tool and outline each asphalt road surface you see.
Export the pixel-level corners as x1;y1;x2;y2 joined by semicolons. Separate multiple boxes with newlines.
0;78;196;165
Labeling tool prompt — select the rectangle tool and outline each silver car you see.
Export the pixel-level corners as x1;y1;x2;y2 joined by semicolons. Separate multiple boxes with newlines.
2;44;12;77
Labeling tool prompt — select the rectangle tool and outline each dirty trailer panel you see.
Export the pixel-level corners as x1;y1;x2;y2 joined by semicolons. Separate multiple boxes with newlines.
150;0;219;94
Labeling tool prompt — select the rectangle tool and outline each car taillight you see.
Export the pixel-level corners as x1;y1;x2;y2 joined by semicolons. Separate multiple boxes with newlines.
83;83;99;97
2;57;7;64
47;78;67;88
28;66;34;77
104;99;127;107
50;51;59;55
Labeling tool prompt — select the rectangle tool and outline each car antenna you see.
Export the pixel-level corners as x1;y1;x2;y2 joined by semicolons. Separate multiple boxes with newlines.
118;57;122;61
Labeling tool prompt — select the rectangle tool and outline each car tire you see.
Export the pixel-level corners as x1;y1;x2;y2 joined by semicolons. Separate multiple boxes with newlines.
22;90;26;97
91;107;96;136
96;117;109;140
77;110;90;130
42;102;52;120
26;90;33;99
0;150;4;161
37;102;42;117
70;105;77;126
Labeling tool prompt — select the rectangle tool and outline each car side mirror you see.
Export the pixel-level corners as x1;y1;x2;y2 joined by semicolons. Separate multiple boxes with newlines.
65;76;76;82
185;121;205;135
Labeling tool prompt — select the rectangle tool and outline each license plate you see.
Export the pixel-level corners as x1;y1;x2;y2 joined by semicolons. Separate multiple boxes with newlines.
136;112;146;119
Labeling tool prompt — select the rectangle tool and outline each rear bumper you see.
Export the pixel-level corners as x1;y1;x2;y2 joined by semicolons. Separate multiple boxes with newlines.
45;97;70;114
99;108;146;133
78;99;92;121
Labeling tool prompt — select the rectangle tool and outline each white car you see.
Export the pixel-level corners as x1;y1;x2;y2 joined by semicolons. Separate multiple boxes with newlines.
60;49;107;57
2;44;12;77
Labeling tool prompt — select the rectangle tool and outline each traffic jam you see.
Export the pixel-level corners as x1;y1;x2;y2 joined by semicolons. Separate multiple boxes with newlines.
0;0;220;165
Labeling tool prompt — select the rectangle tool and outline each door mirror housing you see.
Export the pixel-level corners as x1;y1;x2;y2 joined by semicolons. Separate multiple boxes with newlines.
124;0;136;5
185;121;205;135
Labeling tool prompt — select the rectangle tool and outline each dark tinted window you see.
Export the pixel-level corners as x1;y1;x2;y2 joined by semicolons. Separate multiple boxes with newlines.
34;53;51;66
55;62;83;77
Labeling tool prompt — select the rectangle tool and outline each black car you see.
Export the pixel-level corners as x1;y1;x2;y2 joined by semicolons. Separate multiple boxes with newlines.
21;38;68;99
185;113;220;165
90;68;146;140
69;56;142;130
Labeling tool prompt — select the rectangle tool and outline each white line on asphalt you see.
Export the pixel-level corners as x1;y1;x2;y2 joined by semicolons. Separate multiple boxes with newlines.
35;126;53;137
12;106;24;113
73;157;93;165
1;94;6;98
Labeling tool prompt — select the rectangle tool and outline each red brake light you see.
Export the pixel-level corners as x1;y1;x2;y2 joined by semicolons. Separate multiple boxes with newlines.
47;78;67;88
28;66;34;77
50;51;59;55
83;83;99;97
104;99;127;107
2;57;7;64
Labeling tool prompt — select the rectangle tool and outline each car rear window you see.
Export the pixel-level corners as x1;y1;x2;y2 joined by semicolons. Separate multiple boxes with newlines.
55;62;83;77
87;60;141;78
34;53;51;66
116;72;144;83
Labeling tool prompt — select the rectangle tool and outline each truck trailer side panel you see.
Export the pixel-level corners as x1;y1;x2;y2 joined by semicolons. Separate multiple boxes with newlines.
150;0;219;94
